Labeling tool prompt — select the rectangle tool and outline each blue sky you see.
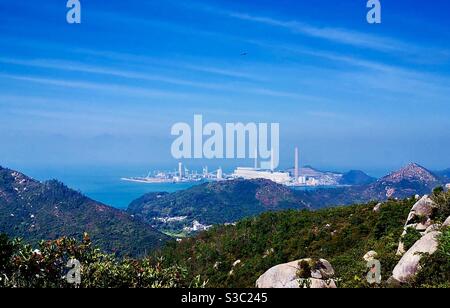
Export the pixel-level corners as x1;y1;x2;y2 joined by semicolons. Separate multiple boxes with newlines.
0;0;450;176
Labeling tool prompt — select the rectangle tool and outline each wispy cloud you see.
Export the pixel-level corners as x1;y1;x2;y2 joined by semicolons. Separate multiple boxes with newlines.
0;73;202;101
0;58;318;102
185;4;449;61
228;12;403;52
245;38;450;92
0;57;232;90
73;48;264;81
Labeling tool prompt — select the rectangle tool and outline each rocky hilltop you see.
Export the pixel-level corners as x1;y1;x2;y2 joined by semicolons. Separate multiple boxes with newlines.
361;163;440;200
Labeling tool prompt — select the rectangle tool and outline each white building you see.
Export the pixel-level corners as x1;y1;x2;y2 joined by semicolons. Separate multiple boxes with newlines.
298;176;307;185
217;168;223;180
446;183;450;190
306;177;319;186
232;167;291;184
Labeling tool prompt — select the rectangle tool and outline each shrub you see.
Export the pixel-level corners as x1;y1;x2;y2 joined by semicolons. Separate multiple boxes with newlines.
431;190;450;222
296;260;313;279
414;228;450;288
0;233;198;288
402;227;422;251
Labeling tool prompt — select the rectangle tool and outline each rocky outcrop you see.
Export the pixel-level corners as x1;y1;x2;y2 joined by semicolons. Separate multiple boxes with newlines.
396;195;437;255
256;259;337;288
443;216;450;227
373;203;382;212
392;231;440;283
229;260;242;276
363;251;378;262
408;195;436;222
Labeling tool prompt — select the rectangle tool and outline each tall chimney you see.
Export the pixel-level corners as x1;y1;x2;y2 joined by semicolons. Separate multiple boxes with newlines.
294;147;299;182
178;162;183;178
270;148;276;172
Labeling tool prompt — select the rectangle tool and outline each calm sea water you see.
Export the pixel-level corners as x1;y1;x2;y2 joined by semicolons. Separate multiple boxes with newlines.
21;165;199;209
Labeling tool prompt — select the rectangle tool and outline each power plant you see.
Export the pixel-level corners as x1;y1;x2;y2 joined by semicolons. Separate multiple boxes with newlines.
231;147;300;185
123;147;338;187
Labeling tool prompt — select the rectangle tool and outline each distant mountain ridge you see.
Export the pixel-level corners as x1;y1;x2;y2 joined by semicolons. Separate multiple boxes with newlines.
286;166;375;186
129;163;444;234
362;163;440;199
0;166;169;256
339;170;377;186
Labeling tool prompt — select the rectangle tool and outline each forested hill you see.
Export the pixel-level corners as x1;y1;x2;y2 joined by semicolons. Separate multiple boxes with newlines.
127;179;309;234
0;166;169;257
160;190;450;288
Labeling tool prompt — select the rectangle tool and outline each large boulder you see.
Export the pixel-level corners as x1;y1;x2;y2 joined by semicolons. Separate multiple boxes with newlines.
407;195;436;225
256;259;336;289
363;251;378;262
255;260;301;288
373;203;382;213
392;231;441;283
396;195;437;256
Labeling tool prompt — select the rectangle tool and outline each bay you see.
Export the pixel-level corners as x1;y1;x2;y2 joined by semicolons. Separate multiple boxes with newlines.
21;165;199;209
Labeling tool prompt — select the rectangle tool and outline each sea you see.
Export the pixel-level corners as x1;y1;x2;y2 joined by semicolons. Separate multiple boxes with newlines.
20;165;199;210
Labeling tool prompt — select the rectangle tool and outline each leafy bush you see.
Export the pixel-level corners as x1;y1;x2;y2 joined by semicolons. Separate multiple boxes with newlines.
0;233;198;288
431;190;450;222
296;260;313;279
413;228;450;288
402;227;422;251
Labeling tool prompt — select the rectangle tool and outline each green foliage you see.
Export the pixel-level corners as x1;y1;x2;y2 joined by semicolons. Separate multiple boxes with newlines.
402;227;422;251
433;187;444;194
296;260;313;279
127;179;307;235
431;190;450;222
160;200;412;288
413;228;450;288
438;227;450;257
0;233;196;288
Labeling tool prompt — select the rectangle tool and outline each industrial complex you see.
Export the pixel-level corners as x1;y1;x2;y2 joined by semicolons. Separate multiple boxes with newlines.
122;147;342;187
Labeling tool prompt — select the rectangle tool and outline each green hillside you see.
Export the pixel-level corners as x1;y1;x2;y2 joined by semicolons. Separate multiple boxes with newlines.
0;166;169;257
160;191;450;288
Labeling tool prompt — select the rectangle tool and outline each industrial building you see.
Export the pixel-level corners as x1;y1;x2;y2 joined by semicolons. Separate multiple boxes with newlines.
231;148;297;184
232;167;291;184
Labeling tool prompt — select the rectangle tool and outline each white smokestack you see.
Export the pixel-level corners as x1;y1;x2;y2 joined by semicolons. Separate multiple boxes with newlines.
178;162;183;178
295;147;299;182
271;148;275;172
